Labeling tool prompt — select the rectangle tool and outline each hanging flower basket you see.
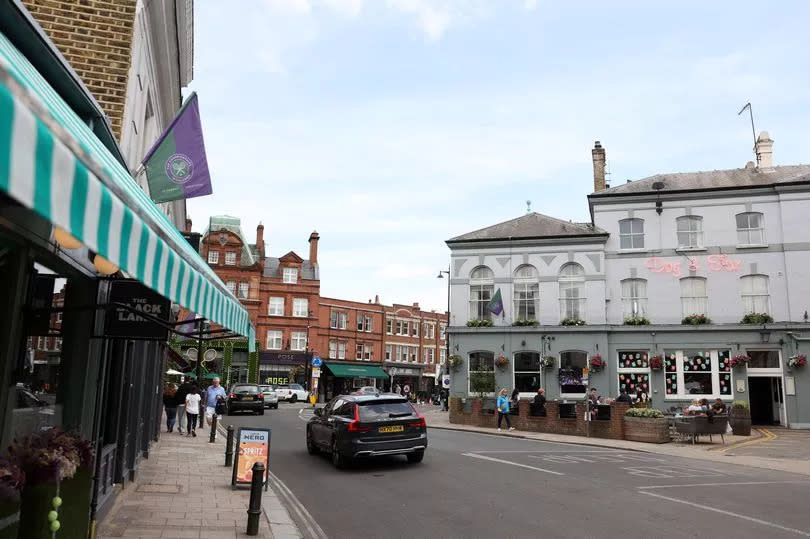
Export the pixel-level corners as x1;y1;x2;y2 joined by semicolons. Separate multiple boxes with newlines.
649;355;664;370
541;356;555;368
788;354;807;369
448;355;463;371
589;354;605;372
729;354;751;369
495;354;509;370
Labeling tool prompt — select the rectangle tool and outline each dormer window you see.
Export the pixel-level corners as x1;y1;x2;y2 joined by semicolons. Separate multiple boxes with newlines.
225;251;236;266
283;267;298;283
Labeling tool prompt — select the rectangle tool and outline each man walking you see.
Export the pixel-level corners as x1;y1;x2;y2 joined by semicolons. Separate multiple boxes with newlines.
175;379;193;434
205;377;227;437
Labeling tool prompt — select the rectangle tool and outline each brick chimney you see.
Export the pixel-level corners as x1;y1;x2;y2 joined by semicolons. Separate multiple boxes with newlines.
374;294;379;304
755;131;774;169
256;222;265;258
308;231;320;264
592;140;606;192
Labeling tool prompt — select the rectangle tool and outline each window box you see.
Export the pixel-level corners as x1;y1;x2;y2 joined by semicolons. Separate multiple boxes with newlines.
740;313;773;324
512;318;538;327
623;316;650;326
467;319;493;327
623;410;669;443
681;314;710;325
559;317;585;326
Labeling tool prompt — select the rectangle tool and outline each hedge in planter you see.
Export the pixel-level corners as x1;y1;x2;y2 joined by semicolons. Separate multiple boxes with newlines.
729;400;751;436
623;408;670;443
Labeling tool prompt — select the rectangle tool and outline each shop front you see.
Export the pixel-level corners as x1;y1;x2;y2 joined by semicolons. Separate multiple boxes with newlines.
384;364;424;400
320;362;388;400
259;351;310;387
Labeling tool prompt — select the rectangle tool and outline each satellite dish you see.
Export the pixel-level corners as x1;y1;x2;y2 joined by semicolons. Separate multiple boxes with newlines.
203;349;217;362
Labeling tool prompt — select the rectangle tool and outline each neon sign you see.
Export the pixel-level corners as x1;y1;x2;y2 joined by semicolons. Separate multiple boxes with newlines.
645;254;741;277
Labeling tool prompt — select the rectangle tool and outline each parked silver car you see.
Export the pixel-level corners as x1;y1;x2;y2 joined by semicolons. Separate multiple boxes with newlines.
259;385;279;409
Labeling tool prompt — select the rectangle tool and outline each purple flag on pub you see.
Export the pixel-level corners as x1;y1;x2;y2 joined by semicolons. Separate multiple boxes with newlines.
142;92;213;203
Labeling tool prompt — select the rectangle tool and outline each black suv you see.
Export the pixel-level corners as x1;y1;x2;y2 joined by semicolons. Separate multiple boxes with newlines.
306;393;427;468
226;384;264;415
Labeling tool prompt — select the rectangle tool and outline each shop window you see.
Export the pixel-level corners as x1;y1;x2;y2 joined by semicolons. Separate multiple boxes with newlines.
617;351;650;399
468;351;495;395
664;350;731;398
469;266;494;322
747;350;780;369
559;351;588;395
514;351;541;394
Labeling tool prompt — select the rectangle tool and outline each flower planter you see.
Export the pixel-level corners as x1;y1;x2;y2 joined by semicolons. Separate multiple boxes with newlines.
18;467;92;539
729;408;752;436
623;416;670;443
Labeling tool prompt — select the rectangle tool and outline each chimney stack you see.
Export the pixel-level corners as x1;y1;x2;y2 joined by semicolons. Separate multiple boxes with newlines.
592;140;606;192
185;218;192;233
374;294;379;304
755;131;774;169
256;222;265;258
308;231;320;264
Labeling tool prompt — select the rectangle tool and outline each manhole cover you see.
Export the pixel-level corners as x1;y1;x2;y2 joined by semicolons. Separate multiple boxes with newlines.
136;484;182;494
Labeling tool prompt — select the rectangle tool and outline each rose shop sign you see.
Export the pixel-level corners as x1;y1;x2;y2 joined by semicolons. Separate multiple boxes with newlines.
105;280;170;340
644;254;742;278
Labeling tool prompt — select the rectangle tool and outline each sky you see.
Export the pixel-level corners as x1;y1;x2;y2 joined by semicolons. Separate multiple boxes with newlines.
186;0;810;312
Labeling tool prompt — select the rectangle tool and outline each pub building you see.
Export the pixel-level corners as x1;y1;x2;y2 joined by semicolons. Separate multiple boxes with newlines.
0;7;252;537
447;140;810;429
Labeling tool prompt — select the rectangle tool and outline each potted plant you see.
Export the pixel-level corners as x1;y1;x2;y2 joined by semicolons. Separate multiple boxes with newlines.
788;354;807;369
513;318;538;326
0;457;24;539
466;319;494;327
448;355;463;371
682;313;711;325
560;317;585;326
624;316;650;325
623;408;669;443
495;354;509;370
649;355;663;371
729;400;751;436
9;429;94;539
541;356;555;368
741;313;774;324
589;354;605;372
729;354;751;369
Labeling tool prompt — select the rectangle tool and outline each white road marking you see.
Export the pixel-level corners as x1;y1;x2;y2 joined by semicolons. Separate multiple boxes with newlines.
638;480;810;490
462;452;565;476
640;491;810;537
471;449;622;453
623;466;726;478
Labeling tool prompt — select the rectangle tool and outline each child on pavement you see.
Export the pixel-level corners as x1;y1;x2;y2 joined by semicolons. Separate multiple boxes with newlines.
185;385;201;437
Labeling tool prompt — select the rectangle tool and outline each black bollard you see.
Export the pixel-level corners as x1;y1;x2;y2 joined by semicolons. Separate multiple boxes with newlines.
225;425;234;467
209;413;218;443
245;462;265;536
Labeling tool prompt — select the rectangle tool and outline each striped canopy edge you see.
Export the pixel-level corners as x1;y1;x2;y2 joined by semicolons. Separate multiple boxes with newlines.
0;40;250;338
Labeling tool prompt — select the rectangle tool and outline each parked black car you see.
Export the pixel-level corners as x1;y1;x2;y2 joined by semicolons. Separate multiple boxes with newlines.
306;393;427;468
226;384;264;415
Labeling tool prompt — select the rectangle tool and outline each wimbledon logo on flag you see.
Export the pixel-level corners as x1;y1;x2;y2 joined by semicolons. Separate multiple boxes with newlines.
165;153;194;184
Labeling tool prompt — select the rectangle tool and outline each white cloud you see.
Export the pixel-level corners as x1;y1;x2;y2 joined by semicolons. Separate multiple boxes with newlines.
524;0;538;10
321;0;364;17
385;0;491;41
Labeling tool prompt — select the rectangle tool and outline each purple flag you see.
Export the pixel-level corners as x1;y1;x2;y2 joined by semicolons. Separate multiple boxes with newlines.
142;92;213;203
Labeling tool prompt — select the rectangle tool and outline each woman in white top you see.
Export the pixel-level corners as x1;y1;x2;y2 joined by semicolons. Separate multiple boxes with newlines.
185;386;201;437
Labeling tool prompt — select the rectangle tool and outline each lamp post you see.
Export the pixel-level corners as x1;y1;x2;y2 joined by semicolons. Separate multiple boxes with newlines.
437;268;450;410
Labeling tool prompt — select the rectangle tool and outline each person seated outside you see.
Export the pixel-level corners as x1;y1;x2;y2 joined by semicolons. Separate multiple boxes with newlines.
711;398;727;414
588;387;600;419
531;388;547;416
684;399;705;415
615;388;633;404
510;388;520;414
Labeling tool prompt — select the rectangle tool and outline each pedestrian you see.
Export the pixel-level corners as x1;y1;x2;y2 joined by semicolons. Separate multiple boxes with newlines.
393;383;401;396
185;385;201;437
175;379;193;434
588;387;599;419
496;388;515;432
532;387;547;416
441;388;449;411
510;387;520;415
204;377;227;433
162;383;178;432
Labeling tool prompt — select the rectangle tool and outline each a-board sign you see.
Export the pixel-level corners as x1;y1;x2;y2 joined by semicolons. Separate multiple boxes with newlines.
231;428;271;487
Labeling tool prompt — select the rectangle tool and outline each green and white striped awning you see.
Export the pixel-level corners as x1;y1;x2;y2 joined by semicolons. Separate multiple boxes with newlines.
0;31;251;339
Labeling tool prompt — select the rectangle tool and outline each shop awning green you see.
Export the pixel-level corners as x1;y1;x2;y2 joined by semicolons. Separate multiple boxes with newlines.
323;363;389;379
0;31;251;338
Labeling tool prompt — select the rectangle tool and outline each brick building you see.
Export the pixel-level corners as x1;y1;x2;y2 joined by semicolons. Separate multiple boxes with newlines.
198;215;447;399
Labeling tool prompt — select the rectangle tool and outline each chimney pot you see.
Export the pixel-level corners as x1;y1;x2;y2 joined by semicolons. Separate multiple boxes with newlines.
755;131;774;169
256;222;265;258
374;294;379;304
592;141;607;192
413;302;419;309
308;231;320;264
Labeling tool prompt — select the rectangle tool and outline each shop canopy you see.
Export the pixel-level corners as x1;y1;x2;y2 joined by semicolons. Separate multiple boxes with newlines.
323;363;389;380
0;32;251;339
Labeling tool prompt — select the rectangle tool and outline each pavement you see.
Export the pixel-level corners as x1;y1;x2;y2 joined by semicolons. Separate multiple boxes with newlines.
421;406;810;477
97;417;301;539
219;401;810;539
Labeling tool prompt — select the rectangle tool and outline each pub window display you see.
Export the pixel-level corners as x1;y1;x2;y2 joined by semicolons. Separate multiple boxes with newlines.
558;351;588;395
665;350;732;398
617;351;650;399
514;352;541;393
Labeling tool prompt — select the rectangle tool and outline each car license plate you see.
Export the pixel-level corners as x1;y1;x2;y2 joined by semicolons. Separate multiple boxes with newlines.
378;425;404;433
242;396;253;401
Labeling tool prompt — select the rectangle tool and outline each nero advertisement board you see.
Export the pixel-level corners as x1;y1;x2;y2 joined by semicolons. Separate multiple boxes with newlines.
105;280;170;340
231;428;271;487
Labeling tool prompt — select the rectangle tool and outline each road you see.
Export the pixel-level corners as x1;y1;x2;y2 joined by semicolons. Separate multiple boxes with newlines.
220;403;810;539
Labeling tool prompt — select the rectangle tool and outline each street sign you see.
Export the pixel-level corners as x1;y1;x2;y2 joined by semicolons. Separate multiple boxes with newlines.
311;367;321;378
231;428;271;487
311;356;322;367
